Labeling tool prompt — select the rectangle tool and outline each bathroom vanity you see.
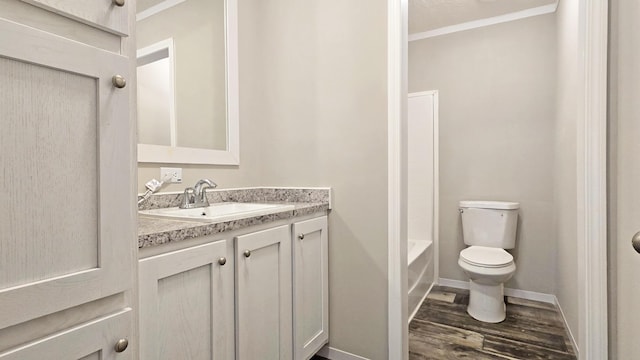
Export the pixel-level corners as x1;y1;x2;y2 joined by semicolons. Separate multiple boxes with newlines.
138;188;330;360
0;0;332;357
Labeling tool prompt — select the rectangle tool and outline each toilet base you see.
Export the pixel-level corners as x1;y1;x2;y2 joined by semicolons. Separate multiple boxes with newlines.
467;280;506;323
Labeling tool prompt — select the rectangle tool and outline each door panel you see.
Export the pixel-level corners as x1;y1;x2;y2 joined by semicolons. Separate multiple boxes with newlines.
157;265;213;360
0;17;132;329
236;225;292;360
611;0;640;357
139;240;234;360
78;352;102;360
0;56;99;289
293;217;329;360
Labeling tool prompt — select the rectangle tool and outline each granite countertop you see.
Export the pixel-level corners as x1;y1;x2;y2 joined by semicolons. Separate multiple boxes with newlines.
138;188;331;249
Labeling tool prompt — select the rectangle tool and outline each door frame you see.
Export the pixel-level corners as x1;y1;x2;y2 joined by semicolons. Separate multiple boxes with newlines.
387;0;409;360
579;0;608;358
387;0;408;359
386;1;609;359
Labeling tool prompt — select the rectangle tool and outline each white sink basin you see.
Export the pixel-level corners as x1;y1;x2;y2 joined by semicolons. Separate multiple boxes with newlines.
140;202;295;222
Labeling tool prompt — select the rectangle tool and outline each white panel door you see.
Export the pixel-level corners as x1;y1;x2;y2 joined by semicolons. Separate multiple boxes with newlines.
139;240;234;360
236;225;292;360
0;17;132;328
612;0;640;357
292;217;329;360
0;309;132;360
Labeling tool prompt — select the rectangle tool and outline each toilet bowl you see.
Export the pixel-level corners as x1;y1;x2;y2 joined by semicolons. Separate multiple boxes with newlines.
458;200;519;323
458;246;516;323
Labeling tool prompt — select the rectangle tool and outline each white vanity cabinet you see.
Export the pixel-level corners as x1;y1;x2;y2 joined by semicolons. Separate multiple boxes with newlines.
235;225;293;360
0;0;135;358
138;214;329;360
292;216;329;360
138;240;235;360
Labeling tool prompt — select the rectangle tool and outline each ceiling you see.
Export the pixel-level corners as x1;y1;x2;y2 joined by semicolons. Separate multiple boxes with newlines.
409;0;556;34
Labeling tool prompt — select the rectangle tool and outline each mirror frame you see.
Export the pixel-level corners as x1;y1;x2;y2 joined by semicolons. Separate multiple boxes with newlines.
137;0;239;165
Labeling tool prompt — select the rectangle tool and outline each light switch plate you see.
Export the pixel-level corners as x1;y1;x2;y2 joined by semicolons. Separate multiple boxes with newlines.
160;167;182;183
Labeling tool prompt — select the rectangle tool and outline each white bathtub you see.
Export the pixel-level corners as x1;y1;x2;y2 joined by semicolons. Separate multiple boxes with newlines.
408;239;434;321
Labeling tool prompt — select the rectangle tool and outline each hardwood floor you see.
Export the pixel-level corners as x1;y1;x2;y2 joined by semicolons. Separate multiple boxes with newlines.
409;286;577;360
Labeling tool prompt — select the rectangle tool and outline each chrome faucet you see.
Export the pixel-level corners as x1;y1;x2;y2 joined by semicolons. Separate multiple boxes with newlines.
179;179;217;209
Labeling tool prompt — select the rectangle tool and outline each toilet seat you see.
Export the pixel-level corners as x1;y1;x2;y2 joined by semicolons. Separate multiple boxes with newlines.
459;246;513;268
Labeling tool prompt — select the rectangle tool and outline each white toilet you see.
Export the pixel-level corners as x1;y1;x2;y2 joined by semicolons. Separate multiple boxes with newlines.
458;200;519;323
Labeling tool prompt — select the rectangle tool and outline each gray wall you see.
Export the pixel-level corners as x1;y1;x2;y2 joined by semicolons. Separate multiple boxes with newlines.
553;0;580;349
246;2;389;358
140;0;390;358
409;14;557;294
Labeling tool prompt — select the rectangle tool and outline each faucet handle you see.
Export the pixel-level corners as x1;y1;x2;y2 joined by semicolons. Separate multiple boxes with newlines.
179;187;196;209
200;187;211;207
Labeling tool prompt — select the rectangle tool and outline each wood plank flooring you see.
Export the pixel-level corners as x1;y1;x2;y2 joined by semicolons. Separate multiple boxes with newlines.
409;286;577;360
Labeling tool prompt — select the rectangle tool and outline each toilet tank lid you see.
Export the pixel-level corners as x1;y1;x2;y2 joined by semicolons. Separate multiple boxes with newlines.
459;200;519;210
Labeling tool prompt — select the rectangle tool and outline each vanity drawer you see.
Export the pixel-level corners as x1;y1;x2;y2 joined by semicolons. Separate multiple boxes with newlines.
20;0;129;36
0;309;132;360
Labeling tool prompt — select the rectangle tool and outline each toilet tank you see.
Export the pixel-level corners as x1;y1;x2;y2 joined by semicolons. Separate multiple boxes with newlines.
459;201;519;249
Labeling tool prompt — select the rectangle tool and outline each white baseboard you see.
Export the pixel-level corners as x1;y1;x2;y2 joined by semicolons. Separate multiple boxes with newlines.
555;296;580;358
437;278;556;304
437;278;470;290
505;287;556;304
316;346;370;360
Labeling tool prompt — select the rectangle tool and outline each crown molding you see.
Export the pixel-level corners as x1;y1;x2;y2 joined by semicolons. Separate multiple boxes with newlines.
409;1;559;42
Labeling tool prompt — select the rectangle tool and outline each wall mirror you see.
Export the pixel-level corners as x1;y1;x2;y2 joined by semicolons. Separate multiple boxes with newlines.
136;0;239;165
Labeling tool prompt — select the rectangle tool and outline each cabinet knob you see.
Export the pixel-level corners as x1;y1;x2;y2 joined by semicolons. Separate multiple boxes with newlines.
112;75;126;89
114;338;128;353
243;250;251;258
113;0;125;7
218;257;227;265
298;233;305;240
632;231;640;253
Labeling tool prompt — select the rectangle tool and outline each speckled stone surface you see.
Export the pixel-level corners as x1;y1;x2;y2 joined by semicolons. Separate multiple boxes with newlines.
138;188;331;249
138;187;331;211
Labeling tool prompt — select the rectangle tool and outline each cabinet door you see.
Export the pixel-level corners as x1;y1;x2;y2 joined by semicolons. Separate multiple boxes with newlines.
0;18;132;329
292;217;329;360
236;225;292;360
0;309;132;360
19;0;129;36
139;240;234;360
